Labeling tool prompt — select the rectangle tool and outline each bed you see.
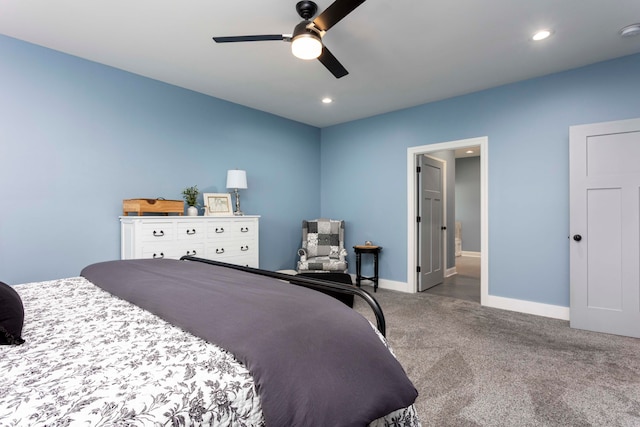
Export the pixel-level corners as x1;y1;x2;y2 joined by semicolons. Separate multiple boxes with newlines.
0;257;419;426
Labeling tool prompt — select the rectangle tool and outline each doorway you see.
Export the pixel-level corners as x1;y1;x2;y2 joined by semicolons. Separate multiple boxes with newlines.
406;137;488;305
426;254;481;303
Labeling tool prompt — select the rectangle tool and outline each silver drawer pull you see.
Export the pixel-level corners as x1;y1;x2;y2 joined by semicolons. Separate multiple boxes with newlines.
186;229;196;235
240;245;249;251
186;250;197;256
216;248;225;254
240;227;249;232
215;227;225;233
153;252;164;259
153;230;165;237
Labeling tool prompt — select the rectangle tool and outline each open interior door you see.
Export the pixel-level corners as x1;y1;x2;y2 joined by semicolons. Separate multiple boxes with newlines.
418;155;445;291
570;117;640;338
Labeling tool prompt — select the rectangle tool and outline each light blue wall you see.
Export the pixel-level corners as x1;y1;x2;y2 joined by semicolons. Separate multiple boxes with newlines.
0;35;320;284
455;157;481;253
3;34;640;308
321;53;640;307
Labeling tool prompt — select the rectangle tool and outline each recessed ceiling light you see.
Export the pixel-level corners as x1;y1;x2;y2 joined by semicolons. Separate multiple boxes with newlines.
532;30;552;41
466;150;474;154
321;97;333;104
620;23;640;38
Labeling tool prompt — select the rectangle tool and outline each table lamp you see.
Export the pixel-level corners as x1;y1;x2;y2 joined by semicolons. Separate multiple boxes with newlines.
226;169;247;216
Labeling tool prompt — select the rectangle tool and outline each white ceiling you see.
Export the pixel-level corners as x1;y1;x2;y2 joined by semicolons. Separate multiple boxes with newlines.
1;0;639;128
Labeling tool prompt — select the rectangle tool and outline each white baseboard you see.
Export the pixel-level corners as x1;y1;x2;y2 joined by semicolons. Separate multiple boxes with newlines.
353;275;570;321
354;276;413;293
362;277;570;320
461;251;481;258
445;267;457;278
483;294;570;321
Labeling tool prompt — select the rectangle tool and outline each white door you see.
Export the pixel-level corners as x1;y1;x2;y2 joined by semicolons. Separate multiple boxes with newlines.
569;117;640;338
418;155;444;291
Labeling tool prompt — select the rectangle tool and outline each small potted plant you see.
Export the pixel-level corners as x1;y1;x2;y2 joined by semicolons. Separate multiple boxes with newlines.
182;185;199;216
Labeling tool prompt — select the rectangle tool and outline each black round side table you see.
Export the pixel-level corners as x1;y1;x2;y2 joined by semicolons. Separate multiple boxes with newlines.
353;245;382;292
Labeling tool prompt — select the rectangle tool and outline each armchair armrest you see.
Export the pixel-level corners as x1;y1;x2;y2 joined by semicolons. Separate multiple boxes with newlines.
339;248;348;262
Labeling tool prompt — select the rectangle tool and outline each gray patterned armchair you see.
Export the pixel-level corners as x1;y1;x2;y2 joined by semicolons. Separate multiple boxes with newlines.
296;219;348;273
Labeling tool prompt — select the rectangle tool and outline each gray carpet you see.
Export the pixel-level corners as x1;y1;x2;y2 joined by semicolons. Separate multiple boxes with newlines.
353;287;640;426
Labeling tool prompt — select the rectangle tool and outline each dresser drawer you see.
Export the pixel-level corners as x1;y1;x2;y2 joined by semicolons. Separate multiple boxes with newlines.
206;242;258;268
207;221;233;239
141;243;204;260
140;222;175;242
206;221;257;240
141;245;178;260
234;222;257;237
176;222;205;241
205;241;256;260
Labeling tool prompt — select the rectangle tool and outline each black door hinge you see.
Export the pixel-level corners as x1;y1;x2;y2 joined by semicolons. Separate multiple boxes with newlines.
417;216;421;223
416;166;421;173
417;266;421;273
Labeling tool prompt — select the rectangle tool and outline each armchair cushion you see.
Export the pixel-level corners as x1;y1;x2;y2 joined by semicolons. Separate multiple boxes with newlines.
297;257;348;273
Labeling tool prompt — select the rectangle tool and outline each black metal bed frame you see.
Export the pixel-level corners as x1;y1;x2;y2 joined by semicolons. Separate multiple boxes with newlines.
180;256;386;336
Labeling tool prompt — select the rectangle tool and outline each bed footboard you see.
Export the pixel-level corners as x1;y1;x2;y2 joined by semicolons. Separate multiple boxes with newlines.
180;256;386;336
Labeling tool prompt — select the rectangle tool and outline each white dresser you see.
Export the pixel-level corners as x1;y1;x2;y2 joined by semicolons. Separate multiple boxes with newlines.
120;215;259;268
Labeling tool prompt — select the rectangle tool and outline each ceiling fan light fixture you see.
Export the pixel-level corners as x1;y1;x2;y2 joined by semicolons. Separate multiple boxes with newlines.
532;29;552;41
291;22;322;60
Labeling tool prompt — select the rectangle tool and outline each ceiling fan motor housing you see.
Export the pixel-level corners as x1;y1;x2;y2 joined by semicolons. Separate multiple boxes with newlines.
296;1;318;20
293;20;321;39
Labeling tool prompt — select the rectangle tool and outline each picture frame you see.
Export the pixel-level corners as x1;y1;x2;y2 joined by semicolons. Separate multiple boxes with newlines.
203;193;233;216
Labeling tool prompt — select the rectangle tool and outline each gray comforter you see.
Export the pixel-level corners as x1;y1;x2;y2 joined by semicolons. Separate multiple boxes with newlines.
81;259;417;426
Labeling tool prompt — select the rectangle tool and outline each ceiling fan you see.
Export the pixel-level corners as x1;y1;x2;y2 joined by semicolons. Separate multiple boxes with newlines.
212;0;367;79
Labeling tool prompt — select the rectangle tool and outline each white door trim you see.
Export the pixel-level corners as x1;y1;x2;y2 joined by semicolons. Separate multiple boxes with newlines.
407;136;489;305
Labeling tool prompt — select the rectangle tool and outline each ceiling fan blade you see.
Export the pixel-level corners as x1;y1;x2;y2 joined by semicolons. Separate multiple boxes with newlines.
213;35;287;43
313;0;367;32
318;46;348;79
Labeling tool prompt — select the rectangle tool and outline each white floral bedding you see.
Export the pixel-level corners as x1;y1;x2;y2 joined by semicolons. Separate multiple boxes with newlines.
0;277;419;426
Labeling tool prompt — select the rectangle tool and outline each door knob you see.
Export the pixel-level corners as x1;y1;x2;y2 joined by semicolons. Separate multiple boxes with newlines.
573;234;582;242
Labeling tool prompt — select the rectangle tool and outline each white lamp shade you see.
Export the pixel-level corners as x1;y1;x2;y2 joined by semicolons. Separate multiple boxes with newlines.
226;170;247;189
